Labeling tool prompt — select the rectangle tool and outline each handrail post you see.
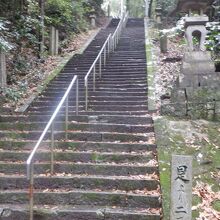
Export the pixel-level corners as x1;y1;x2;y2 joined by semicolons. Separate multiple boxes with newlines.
85;80;88;111
104;47;106;66
51;122;55;174
93;66;96;91
29;164;34;220
76;78;79;115
111;37;114;52
99;55;102;78
108;37;110;56
65;95;69;140
115;34;117;49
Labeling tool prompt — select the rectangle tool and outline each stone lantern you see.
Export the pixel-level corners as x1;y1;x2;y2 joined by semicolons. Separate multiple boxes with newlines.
161;0;220;119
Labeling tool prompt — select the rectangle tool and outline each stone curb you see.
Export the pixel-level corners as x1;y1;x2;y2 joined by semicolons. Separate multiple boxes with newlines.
145;18;157;113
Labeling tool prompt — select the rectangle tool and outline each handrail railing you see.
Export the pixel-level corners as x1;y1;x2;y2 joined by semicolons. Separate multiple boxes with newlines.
26;75;79;220
84;11;129;110
84;33;112;110
111;11;129;52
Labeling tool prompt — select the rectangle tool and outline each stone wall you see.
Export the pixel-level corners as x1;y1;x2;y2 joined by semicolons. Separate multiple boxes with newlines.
161;88;220;120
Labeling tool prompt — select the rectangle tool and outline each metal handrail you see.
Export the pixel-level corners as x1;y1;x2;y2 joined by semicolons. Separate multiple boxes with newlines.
84;12;129;110
26;75;79;220
111;11;129;51
84;33;112;110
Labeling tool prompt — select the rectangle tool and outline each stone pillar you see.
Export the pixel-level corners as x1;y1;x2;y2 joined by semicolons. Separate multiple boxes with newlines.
49;26;59;56
155;7;162;29
200;8;204;15
107;4;111;17
90;15;96;29
145;0;149;17
160;34;168;53
0;49;6;88
55;29;59;55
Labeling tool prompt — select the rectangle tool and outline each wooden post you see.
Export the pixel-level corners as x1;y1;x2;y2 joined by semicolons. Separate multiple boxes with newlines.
0;49;6;88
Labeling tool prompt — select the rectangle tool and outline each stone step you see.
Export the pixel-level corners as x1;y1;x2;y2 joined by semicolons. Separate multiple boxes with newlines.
28;106;148;113
94;88;148;92
0;130;154;142
0;150;155;163
0;114;153;124
41;87;148;93
41;92;147;98
0;174;159;191
0;189;161;208
0;122;154;133
36;95;147;102
30;100;147;108
0;204;161;220
0;140;156;152
50;79;147;85
0;161;158;176
54;75;147;81
46;82;147;89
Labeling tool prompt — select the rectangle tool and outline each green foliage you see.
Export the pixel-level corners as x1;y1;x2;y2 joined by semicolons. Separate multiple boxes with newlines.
45;0;103;34
128;0;145;18
0;20;14;52
205;26;220;57
2;87;22;102
13;15;40;47
158;0;178;16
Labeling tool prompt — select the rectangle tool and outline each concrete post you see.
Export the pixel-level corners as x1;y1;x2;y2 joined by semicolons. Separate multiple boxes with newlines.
90;15;96;29
0;49;6;88
55;29;59;55
160;34;168;53
49;26;59;56
107;4;111;17
49;26;56;56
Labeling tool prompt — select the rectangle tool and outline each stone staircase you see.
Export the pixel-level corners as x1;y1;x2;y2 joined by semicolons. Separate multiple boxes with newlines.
0;18;162;220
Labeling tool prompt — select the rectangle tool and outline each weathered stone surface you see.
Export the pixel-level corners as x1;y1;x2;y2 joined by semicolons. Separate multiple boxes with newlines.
160;35;168;53
49;26;59;56
161;102;187;117
0;50;6;88
182;51;215;74
187;102;207;119
170;155;193;220
171;0;214;16
185;24;207;51
90;15;96;29
215;101;220;114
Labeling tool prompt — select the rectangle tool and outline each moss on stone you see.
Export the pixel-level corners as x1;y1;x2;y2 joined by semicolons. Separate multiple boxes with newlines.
213;200;220;212
155;116;220;220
